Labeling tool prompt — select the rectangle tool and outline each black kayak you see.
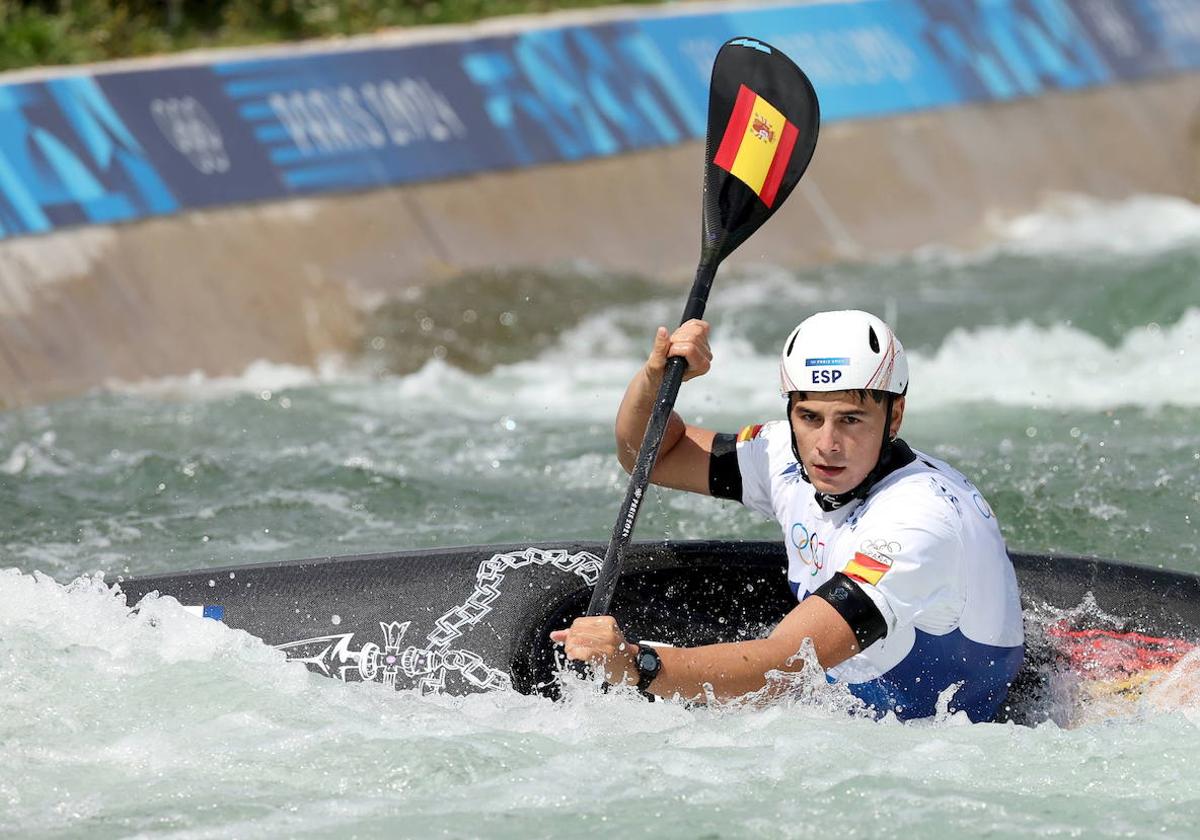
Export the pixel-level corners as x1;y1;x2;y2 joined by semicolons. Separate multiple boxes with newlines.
117;541;1200;725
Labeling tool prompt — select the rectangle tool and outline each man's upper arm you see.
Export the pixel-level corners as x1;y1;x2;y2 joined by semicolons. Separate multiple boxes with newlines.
644;418;776;507
645;422;719;495
766;593;865;671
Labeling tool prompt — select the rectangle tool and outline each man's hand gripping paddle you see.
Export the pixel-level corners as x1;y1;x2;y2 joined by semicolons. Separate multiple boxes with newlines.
586;38;820;617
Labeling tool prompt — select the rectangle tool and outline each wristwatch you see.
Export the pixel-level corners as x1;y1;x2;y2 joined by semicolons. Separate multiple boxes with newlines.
634;643;662;695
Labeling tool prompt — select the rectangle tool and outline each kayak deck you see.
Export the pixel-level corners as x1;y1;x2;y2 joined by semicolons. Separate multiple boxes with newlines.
117;541;1200;725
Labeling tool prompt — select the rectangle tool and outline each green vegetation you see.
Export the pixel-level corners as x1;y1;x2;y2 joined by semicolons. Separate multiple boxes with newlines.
0;0;662;71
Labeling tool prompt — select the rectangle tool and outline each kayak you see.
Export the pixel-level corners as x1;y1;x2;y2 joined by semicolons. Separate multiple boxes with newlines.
117;541;1200;725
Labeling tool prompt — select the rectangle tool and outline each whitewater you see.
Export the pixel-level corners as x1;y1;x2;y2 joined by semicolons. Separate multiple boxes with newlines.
1;194;1198;838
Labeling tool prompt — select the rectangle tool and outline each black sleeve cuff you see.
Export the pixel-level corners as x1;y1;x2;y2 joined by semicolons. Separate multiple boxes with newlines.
812;572;888;650
708;432;743;502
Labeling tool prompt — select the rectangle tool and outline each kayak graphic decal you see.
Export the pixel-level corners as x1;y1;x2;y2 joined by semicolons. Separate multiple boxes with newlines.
276;547;602;694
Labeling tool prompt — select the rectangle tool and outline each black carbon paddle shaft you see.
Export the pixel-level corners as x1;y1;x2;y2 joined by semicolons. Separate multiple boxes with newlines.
587;260;717;616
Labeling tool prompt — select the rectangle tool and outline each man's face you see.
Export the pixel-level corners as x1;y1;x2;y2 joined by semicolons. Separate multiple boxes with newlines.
789;392;905;495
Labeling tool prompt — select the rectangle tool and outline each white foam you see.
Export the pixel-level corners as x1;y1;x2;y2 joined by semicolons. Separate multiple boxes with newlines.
0;568;285;671
374;306;1199;417
1;430;69;476
987;193;1200;257
911;309;1199;409
103;355;356;400
4;568;1200;840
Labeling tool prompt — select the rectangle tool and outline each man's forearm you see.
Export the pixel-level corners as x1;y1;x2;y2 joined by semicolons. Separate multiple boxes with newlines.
645;639;796;702
641;598;861;702
615;365;686;473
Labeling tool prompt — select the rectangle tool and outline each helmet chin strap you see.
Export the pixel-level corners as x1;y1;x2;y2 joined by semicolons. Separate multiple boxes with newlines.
788;393;915;512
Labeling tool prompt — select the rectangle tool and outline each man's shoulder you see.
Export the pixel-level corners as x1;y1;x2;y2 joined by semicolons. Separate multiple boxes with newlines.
880;449;981;496
734;419;788;442
858;466;964;533
873;455;944;497
734;420;793;464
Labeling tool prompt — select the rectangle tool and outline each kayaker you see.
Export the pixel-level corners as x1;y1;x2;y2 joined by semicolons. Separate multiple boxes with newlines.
552;310;1024;721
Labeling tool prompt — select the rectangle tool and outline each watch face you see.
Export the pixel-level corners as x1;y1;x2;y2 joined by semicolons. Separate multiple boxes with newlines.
637;649;659;674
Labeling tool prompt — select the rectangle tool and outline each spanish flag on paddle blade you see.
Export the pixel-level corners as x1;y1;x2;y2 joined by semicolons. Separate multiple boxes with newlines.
713;84;800;208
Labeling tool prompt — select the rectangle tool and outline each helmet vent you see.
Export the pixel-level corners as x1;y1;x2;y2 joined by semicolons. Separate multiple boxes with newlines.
786;331;799;356
868;326;880;353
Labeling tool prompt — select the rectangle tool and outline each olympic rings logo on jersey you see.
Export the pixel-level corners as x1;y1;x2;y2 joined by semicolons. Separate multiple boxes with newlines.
960;476;994;520
972;492;993;519
790;522;826;574
859;538;901;563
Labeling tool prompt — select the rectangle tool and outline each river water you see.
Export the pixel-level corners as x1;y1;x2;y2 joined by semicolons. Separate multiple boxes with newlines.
2;193;1199;838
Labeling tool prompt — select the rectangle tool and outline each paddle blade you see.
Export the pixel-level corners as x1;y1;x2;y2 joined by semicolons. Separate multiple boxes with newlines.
702;38;820;262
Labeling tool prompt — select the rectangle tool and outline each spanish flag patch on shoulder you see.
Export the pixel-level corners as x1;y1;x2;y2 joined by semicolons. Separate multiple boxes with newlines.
737;423;764;442
844;552;892;587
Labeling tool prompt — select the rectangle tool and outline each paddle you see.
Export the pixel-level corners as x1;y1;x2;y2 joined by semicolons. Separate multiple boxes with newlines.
586;37;821;617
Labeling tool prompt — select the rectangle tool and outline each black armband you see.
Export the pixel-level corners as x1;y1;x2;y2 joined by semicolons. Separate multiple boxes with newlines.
813;572;888;650
708;433;743;502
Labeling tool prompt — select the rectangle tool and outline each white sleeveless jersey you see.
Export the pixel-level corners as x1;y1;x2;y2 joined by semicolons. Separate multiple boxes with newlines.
735;420;1024;721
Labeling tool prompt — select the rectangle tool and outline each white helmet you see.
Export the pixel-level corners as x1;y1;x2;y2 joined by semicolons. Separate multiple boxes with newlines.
779;310;908;396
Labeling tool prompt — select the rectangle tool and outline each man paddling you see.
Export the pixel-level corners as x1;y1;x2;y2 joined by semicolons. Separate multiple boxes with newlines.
552;310;1024;722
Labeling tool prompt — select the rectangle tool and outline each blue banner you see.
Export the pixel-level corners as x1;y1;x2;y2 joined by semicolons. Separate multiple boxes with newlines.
1131;0;1200;70
212;44;498;193
0;0;1196;240
1065;0;1175;79
0;77;178;237
457;23;704;167
97;66;282;209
